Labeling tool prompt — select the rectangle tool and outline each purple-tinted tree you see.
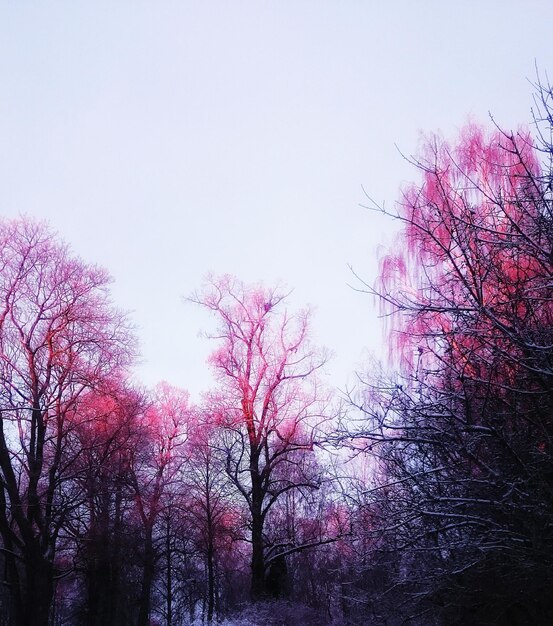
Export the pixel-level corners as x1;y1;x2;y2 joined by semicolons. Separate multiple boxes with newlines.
0;218;135;626
130;383;190;626
71;381;145;626
191;275;331;600
350;78;553;623
180;412;238;623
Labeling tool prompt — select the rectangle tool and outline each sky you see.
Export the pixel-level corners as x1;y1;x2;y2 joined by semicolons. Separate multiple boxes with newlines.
1;2;553;400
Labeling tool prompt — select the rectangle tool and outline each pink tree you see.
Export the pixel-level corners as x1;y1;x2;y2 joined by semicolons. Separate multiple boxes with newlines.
353;115;553;621
72;380;146;626
376;123;548;384
0;218;135;626
191;275;331;599
181;411;241;622
130;382;190;626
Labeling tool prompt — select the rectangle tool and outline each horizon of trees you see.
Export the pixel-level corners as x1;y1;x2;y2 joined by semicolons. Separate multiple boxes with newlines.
1;75;553;626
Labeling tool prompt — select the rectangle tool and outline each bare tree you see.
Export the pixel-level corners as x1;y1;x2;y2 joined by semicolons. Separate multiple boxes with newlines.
191;275;332;599
348;78;553;624
130;383;190;626
0;218;135;626
72;381;145;626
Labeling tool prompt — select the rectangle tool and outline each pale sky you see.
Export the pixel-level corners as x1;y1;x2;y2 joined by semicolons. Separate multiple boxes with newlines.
1;2;552;400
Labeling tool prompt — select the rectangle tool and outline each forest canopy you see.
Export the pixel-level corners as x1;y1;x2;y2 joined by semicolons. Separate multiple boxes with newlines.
1;78;553;626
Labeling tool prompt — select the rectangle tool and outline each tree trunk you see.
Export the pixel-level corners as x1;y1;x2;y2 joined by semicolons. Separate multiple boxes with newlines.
20;551;54;626
166;518;172;626
205;487;216;624
137;528;155;626
1;546;21;625
250;492;266;599
250;455;266;600
206;538;215;623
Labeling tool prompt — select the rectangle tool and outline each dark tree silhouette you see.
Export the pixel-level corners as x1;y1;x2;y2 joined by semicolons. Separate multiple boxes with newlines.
349;77;553;624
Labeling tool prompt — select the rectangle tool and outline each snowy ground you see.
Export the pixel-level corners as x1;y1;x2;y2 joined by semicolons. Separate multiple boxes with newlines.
184;600;341;626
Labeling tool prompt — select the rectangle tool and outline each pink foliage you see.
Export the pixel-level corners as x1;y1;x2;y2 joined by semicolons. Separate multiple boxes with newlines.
378;123;548;385
0;218;135;409
130;382;191;526
144;382;191;463
75;379;142;450
194;275;329;449
0;218;138;625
